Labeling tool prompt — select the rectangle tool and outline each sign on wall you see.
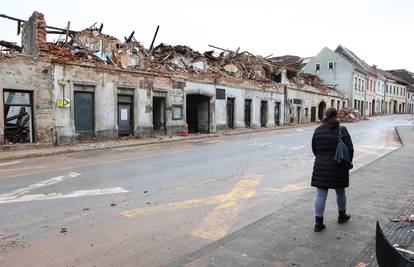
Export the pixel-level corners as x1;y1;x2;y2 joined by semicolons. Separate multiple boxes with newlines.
57;98;71;108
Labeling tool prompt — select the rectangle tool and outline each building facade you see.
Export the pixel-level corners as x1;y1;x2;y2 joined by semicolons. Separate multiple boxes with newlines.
301;46;367;115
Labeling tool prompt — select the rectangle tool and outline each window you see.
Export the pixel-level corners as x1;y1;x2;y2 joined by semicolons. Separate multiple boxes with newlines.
358;78;361;90
354;77;357;90
315;63;321;71
172;105;183;120
305;108;309;117
328;61;334;70
216;88;226;100
3;90;34;144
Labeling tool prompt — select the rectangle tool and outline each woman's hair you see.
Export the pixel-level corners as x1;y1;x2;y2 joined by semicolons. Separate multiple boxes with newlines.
324;107;339;128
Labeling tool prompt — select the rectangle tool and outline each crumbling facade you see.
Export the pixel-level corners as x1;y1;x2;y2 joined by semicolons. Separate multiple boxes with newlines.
0;11;344;146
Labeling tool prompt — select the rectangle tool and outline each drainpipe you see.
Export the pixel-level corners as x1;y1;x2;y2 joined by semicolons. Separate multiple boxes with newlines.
363;75;367;118
284;85;288;126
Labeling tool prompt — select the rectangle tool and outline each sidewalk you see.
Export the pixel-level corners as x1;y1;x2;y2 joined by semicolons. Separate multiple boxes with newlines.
0;123;315;162
167;126;414;267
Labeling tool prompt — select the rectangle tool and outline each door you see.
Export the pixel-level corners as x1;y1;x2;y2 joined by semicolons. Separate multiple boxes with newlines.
118;95;133;136
311;107;316;122
74;92;94;133
226;98;235;129
153;97;166;132
297;106;301;124
261;101;267;127
244;99;251;128
274;102;280;126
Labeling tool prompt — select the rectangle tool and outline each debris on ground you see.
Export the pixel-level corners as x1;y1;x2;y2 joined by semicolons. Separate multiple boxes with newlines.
60;227;67;233
338;107;362;122
391;214;414;222
143;191;148;194
110;203;117;207
82;208;90;211
355;263;366;267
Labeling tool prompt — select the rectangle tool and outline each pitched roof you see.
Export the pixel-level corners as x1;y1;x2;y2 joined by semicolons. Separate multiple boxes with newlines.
335;45;376;76
387;69;414;85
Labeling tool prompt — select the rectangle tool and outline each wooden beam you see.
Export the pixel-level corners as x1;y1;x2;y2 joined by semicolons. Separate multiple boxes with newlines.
0;14;25;23
149;25;160;52
65;21;70;43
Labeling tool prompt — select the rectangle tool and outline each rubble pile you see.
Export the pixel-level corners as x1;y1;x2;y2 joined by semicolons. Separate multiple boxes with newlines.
338;107;362;122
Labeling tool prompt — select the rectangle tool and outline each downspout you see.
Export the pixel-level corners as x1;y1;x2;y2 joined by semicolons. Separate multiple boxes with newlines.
284;85;287;126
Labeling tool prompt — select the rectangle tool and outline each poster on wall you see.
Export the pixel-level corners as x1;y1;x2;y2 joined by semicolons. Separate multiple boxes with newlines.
120;108;128;120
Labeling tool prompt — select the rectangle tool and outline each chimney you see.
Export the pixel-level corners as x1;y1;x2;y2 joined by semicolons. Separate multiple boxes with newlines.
21;11;47;56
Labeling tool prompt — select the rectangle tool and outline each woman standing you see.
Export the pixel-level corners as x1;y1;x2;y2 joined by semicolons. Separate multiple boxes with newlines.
311;107;354;232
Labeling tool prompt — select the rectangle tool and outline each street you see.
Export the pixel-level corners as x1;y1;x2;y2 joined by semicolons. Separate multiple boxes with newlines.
0;115;411;267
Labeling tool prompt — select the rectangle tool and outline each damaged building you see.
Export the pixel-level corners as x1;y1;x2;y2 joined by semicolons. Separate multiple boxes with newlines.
0;11;345;146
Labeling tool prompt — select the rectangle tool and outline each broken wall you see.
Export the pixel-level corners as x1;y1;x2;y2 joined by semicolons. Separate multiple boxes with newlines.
52;62;186;144
286;84;345;124
0;55;53;145
21;11;47;56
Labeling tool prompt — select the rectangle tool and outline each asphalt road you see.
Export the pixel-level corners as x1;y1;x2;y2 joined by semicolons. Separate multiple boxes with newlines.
0;115;411;267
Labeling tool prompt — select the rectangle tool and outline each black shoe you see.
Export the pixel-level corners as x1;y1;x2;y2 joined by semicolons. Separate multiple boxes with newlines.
338;210;351;224
314;216;326;232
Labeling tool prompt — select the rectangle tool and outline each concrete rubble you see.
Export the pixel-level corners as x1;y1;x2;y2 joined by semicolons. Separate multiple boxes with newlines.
338;107;362;122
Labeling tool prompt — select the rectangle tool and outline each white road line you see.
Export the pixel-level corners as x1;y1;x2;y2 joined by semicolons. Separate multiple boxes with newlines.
292;145;305;150
0;187;129;204
0;172;81;201
0;161;22;167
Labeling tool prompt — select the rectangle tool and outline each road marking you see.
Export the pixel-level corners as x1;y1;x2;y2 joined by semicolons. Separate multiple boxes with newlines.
0;187;129;204
0;161;22;167
0;172;128;204
261;182;309;195
191;176;262;240
1;175;66;199
120;177;309;241
292;145;305;150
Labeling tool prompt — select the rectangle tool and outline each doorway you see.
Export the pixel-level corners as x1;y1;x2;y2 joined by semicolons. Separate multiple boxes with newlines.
186;94;210;133
311;107;316;122
318;101;326;121
244;99;251;128
118;95;133;136
3;90;34;144
153;97;166;133
226;98;235;129
372;99;375;115
274;102;280;126
297;106;301;124
260;100;267;127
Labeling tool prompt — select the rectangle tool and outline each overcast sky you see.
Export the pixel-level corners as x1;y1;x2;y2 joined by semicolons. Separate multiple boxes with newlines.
2;0;413;70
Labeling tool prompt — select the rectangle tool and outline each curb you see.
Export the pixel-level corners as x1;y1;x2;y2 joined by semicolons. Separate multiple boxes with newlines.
0;123;319;162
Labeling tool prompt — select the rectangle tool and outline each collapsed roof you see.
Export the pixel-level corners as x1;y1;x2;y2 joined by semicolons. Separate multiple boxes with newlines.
0;11;340;94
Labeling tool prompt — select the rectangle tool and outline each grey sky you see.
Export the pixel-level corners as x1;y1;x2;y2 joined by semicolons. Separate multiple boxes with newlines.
2;0;413;71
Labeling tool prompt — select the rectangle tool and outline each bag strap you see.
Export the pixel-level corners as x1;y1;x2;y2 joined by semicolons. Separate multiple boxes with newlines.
338;125;343;139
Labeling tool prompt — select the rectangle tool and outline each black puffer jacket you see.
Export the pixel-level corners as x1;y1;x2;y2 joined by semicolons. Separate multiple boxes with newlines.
311;121;354;189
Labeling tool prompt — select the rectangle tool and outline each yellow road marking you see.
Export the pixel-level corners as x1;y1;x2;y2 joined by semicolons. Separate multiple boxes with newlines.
120;196;219;218
120;178;309;240
191;176;262;240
